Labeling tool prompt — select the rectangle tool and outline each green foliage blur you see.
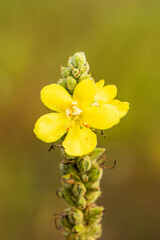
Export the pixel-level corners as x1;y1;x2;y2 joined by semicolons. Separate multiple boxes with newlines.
0;0;160;239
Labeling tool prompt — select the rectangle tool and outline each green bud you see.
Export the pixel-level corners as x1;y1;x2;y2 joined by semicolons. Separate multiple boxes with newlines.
65;207;83;225
81;173;89;182
85;190;101;204
67;76;77;93
61;149;76;160
76;156;91;172
61;215;73;231
81;62;90;74
61;174;75;189
70;52;86;70
61;66;71;78
72;182;86;199
88;148;105;162
59;162;79;177
57;78;67;88
85;206;104;224
72;68;81;79
85;180;100;189
87;166;103;183
89;224;102;239
77;196;87;209
78;73;90;81
59;188;76;206
72;224;84;235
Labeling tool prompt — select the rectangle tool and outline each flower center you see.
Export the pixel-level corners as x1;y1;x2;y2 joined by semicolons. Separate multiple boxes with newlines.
66;102;82;120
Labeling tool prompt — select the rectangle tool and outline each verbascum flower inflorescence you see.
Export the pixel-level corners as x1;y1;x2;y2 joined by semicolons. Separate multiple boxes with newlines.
34;52;129;240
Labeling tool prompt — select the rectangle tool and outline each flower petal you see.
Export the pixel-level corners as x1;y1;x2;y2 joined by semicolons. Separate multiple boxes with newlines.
96;79;105;90
73;79;96;109
34;113;69;143
110;100;129;118
41;84;72;112
62;121;97;156
81;104;120;130
95;85;117;104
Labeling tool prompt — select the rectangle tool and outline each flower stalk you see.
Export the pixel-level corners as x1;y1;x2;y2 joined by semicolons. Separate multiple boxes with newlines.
34;52;129;240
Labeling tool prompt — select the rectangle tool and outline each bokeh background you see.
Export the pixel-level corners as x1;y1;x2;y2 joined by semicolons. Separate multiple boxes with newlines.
0;0;160;239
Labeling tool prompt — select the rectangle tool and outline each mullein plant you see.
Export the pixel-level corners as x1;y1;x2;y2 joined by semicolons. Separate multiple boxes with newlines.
34;52;129;240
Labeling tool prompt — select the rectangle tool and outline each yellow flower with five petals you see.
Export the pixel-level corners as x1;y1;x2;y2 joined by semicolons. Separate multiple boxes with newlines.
34;79;129;156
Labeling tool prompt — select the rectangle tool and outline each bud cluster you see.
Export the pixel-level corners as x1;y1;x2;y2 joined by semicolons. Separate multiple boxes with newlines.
58;52;91;93
57;148;105;240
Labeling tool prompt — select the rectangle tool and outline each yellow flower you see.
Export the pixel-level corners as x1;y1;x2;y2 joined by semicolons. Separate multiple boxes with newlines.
34;79;129;156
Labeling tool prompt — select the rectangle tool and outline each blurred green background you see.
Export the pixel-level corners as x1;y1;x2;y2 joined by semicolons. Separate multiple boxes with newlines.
0;0;160;239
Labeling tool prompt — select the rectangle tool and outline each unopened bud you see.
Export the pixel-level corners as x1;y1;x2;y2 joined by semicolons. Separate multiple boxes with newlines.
57;78;67;89
70;52;86;70
72;182;86;199
81;173;89;182
59;188;76;206
85;190;101;204
85;206;104;224
72;68;81;79
87;166;103;183
77;196;87;209
65;207;83;225
78;73;90;81
72;224;84;235
76;156;91;172
61;215;73;231
61;174;75;189
67;76;77;93
89;148;105;162
61;66;71;78
81;62;90;74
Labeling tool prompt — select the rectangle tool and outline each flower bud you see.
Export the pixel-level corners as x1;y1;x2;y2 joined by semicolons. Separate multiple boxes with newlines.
81;173;88;182
85;180;100;189
81;62;90;73
67;76;77;93
87;166;103;183
61;66;71;78
59;188;76;206
78;73;90;81
61;149;76;160
70;52;86;70
59;162;78;176
61;174;75;189
76;156;91;172
77;196;87;209
61;215;73;231
88;148;105;162
72;224;84;235
85;206;104;224
85;190;101;203
57;78;67;89
72;182;86;199
65;207;83;225
72;68;81;79
89;224;102;239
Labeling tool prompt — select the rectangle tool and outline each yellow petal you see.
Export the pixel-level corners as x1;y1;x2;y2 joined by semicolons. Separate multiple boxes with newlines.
96;79;105;90
34;113;69;143
81;104;120;130
110;100;129;118
62;122;97;156
41;84;72;112
95;85;117;104
73;79;96;109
